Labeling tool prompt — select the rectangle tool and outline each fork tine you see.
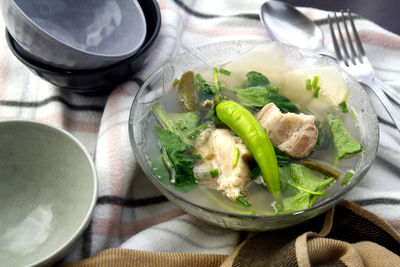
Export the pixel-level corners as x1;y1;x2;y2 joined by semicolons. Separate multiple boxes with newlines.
341;10;357;62
334;12;351;64
347;9;366;57
328;14;343;61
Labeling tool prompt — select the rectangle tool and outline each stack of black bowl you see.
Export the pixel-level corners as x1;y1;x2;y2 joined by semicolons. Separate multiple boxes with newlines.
4;0;161;94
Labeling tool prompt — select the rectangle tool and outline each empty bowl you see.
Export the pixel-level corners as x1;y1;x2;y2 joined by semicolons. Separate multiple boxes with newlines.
0;120;97;266
4;0;161;94
2;0;147;70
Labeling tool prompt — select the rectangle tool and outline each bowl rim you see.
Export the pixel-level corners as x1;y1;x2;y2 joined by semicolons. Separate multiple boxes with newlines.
128;39;379;222
7;0;147;59
0;119;98;266
4;0;161;76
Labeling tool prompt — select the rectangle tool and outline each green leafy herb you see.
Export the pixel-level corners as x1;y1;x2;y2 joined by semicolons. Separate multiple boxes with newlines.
267;90;299;113
339;101;348;113
172;78;179;87
187;123;208;139
154;127;199;191
274;147;290;166
152;103;200;145
277;164;335;213
209;169;219;177
341;171;354;185
227;71;299;113
313;86;320;98
306;79;312;90
327;114;363;158
315;121;322;146
242;71;270;87
213;67;221;94
196;74;216;96
219;68;231;76
236;196;252;207
306;75;321;98
152;103;175;132
230;87;269;108
312;76;319;88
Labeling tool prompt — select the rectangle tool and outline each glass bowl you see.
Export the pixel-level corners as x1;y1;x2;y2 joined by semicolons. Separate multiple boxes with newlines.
128;40;379;231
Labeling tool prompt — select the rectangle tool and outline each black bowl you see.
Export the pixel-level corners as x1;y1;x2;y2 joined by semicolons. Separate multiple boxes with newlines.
5;0;161;95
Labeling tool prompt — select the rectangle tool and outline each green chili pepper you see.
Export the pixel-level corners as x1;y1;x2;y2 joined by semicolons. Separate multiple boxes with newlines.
216;101;281;202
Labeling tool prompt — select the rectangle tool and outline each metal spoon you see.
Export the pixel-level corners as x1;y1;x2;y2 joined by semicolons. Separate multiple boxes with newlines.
260;0;335;58
260;0;400;113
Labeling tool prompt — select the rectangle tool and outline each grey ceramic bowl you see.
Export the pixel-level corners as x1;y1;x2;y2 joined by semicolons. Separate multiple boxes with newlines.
4;0;161;95
129;40;379;231
2;0;147;70
0;120;98;266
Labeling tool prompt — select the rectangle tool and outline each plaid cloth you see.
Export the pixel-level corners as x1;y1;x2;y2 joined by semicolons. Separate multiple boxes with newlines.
1;0;399;264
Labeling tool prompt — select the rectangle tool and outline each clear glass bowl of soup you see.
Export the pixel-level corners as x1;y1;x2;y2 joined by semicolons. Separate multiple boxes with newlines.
128;40;378;231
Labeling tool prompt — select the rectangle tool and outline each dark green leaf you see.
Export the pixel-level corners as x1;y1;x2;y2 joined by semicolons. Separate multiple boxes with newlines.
236;196;252;207
339;101;349;113
278;164;335;213
327;114;363;158
243;71;270;87
219;68;231;76
231;87;269;108
154;127;198;192
267;90;299;113
341;171;354;186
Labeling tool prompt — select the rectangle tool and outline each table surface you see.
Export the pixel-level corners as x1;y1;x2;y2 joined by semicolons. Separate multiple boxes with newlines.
283;0;400;35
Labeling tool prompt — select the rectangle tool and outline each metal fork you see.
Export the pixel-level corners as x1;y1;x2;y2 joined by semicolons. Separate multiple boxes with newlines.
328;11;400;133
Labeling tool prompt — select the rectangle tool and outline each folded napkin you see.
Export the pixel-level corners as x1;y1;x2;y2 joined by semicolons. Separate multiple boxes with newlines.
1;0;400;265
61;200;400;266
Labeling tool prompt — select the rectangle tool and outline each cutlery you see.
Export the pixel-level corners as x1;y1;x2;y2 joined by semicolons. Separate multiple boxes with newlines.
260;0;335;58
329;11;400;133
260;1;400;108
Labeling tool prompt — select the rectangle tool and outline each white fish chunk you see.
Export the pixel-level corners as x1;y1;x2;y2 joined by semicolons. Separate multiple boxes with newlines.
194;129;252;200
256;103;318;158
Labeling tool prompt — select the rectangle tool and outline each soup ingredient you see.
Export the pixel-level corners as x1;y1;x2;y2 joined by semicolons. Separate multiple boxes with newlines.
219;68;231;76
215;43;285;89
209;169;219;177
301;160;341;180
232;147;239;168
154;127;199;190
215;101;281;201
282;66;349;116
187;123;208;140
230;86;269;108
152;103;199;145
306;79;312;90
152;104;203;191
227;71;299;113
178;71;199;111
339;101;349;113
341;171;354;185
256;103;318;158
305;76;321;98
194;129;252;200
279;164;335;213
236;196;252;207
327;114;363;158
